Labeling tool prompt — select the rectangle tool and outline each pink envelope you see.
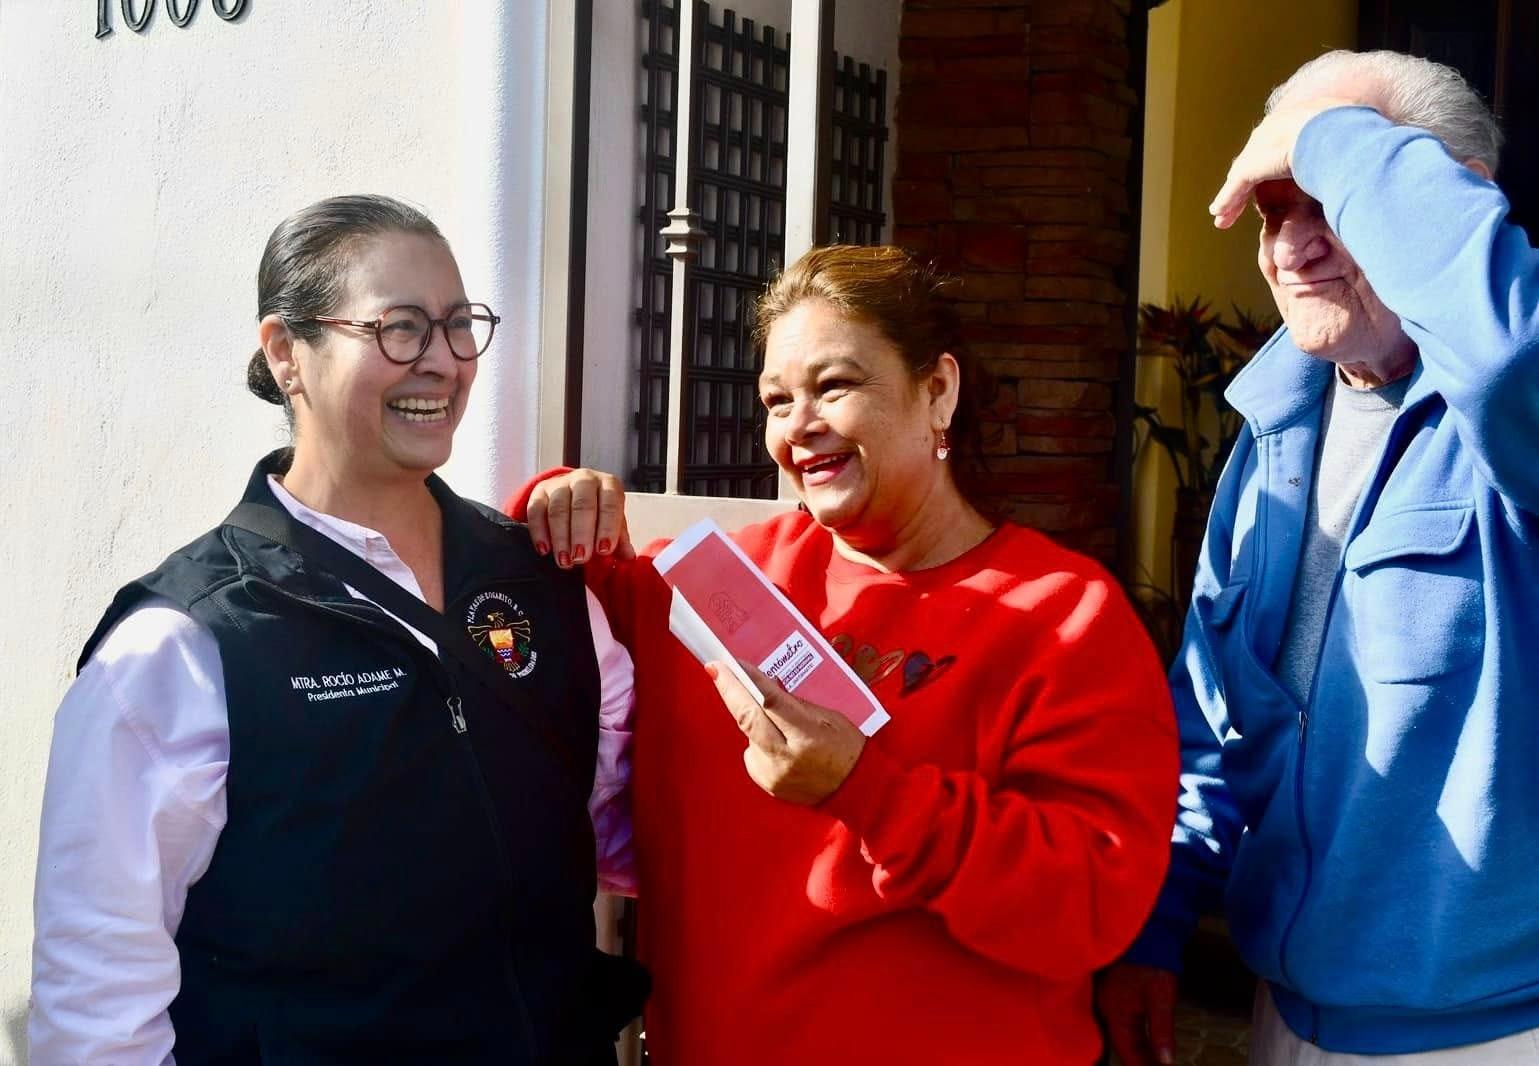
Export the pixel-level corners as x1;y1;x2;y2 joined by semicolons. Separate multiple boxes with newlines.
654;520;889;736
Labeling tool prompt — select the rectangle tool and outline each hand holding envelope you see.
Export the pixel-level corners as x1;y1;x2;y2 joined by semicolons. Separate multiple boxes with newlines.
706;660;866;806
651;519;886;805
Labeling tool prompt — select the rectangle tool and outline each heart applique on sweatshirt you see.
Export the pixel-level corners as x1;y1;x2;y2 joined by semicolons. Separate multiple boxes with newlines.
901;651;956;695
851;644;904;686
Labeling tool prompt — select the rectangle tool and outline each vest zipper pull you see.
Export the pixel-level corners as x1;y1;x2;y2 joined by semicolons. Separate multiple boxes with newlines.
447;695;467;734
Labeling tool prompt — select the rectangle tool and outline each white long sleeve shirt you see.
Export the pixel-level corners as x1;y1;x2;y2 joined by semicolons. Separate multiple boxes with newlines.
29;478;635;1066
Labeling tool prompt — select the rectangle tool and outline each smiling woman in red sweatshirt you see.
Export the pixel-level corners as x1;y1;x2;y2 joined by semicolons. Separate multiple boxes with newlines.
512;245;1178;1064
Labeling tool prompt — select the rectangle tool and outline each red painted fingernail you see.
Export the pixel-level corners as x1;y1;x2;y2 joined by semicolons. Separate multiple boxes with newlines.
573;545;587;562
558;551;570;567
597;538;612;555
536;540;549;556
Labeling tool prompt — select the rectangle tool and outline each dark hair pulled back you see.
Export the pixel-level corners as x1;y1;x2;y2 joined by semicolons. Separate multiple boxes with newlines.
247;194;446;406
752;244;993;512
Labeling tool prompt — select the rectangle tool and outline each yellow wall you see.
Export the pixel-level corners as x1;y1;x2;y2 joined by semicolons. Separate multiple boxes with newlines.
1134;0;1358;599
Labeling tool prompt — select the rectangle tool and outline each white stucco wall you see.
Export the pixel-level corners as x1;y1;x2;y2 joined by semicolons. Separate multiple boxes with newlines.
0;2;548;1058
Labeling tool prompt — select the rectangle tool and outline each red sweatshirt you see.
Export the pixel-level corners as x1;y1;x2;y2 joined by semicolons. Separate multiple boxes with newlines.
509;499;1177;1063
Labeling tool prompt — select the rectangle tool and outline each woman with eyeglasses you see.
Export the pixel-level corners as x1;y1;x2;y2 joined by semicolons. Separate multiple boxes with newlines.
29;195;643;1065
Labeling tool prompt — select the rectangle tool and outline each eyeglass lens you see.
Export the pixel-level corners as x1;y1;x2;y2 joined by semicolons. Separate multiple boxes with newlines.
378;305;496;363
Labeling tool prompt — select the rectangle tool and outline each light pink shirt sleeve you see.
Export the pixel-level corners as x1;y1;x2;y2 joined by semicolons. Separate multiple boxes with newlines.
586;590;637;896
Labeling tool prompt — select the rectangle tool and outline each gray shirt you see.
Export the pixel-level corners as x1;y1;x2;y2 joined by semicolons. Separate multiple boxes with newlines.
1275;372;1412;708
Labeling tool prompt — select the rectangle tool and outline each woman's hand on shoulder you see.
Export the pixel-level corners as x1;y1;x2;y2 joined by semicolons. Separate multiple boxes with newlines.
525;468;633;569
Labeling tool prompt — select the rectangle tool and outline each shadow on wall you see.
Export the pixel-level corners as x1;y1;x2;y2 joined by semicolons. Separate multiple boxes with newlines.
4;1002;26;1065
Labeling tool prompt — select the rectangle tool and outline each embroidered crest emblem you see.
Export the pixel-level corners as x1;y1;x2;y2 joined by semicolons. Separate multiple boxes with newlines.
465;590;538;678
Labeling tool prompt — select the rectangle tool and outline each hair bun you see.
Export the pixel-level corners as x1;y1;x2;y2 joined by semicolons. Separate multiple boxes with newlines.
246;348;285;405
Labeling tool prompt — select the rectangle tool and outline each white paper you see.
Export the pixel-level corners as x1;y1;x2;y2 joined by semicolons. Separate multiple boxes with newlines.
667;587;766;705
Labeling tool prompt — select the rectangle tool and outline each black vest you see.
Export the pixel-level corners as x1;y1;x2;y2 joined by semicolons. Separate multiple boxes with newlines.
80;454;619;1065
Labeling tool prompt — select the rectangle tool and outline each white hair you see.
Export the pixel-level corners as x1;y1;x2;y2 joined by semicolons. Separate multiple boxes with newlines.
1266;50;1503;174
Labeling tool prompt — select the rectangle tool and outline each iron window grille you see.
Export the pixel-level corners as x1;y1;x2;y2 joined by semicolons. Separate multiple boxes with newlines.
634;0;888;497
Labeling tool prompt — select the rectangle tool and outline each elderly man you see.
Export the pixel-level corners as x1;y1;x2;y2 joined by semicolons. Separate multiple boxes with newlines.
1099;50;1539;1065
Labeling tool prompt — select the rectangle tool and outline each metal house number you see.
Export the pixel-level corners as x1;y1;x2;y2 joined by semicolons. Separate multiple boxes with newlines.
96;0;249;38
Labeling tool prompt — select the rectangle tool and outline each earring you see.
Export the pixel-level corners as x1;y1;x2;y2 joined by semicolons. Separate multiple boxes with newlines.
935;429;951;462
285;378;299;393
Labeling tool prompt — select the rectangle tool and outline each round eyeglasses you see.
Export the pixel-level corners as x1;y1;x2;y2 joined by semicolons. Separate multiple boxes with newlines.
306;303;501;364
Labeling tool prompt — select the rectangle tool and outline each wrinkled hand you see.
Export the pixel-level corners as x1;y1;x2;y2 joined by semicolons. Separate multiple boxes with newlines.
1097;963;1180;1066
1209;97;1370;229
525;468;633;568
706;661;865;805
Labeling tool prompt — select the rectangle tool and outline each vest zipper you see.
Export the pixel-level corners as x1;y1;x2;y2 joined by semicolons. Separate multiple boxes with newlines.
439;671;542;1060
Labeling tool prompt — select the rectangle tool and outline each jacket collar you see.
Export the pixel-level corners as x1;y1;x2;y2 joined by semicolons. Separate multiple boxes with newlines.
1225;329;1334;436
243;448;502;540
239;449;538;599
1226;328;1437;435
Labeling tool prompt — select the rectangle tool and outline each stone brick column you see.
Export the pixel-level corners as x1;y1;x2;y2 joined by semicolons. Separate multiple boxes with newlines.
893;0;1137;565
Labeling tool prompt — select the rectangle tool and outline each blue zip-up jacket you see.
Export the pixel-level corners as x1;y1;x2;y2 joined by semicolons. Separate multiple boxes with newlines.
1126;107;1539;1053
